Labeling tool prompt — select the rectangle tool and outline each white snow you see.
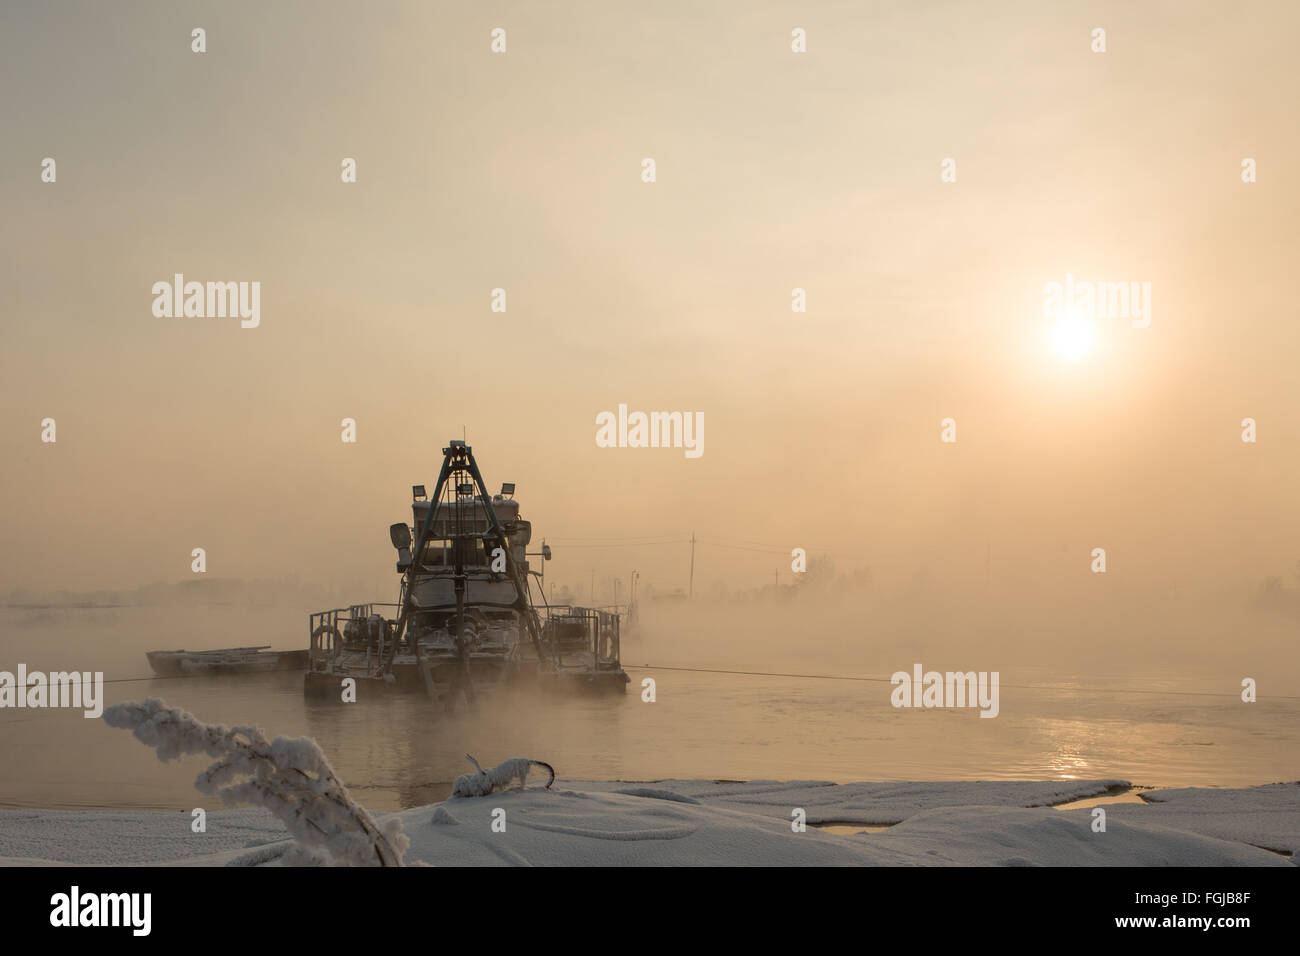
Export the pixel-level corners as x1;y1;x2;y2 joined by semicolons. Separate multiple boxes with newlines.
579;778;1139;825
0;778;1294;866
0;807;286;865
1111;782;1300;857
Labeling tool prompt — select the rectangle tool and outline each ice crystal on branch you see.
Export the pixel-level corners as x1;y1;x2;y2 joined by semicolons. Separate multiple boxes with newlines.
104;697;407;866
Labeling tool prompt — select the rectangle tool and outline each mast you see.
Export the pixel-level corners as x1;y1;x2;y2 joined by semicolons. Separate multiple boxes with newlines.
377;441;549;680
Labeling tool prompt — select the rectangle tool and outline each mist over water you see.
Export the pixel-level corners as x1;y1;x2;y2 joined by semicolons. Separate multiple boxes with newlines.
2;0;1299;820
1;593;1294;812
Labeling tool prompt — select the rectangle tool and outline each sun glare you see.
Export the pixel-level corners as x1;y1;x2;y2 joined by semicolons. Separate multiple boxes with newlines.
1048;313;1095;362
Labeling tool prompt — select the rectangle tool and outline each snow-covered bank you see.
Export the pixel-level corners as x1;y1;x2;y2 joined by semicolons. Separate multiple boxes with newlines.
1109;783;1300;857
1;779;1295;866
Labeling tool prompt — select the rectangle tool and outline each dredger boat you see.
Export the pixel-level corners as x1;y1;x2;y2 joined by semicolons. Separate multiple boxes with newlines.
303;441;629;705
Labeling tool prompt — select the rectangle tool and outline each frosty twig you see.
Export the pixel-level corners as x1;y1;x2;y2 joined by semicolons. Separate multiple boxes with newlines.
104;697;407;866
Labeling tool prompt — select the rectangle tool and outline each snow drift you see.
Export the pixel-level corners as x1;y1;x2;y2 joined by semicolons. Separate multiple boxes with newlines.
2;777;1295;867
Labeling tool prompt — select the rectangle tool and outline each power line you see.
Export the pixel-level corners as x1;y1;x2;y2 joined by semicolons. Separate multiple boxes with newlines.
548;539;685;549
622;664;1300;700
0;670;298;692
548;534;690;543
4;664;1288;710
545;535;836;555
697;540;808;556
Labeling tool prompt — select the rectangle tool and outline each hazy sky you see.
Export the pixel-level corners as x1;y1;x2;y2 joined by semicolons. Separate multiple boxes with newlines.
2;0;1298;608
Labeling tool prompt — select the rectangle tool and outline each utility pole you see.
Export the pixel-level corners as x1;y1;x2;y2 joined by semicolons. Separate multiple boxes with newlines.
591;569;596;605
628;570;639;626
688;532;696;598
774;568;778;590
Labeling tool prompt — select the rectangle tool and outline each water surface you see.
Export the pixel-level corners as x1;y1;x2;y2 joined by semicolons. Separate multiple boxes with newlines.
1;606;1295;811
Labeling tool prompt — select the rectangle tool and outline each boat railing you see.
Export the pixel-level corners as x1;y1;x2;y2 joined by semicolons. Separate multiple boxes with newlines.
541;605;622;670
308;604;401;669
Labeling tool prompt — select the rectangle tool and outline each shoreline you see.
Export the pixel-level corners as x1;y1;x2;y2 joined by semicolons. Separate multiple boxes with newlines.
2;778;1295;867
2;774;1287;815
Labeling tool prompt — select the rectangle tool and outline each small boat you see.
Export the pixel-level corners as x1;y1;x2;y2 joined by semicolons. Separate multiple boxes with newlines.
145;645;309;677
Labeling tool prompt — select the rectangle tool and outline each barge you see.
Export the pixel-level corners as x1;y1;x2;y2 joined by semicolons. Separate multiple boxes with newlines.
145;646;309;676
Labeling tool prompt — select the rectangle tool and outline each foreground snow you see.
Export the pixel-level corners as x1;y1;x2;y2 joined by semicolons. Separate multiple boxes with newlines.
0;779;1295;866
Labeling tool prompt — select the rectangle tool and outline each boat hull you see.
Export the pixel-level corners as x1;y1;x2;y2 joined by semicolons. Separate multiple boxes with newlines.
146;648;309;677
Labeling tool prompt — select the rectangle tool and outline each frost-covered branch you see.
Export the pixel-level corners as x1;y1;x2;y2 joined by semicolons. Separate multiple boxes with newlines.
104;697;407;866
453;753;556;796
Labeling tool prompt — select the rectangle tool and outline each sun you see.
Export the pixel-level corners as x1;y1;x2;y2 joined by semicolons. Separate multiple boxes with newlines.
1048;311;1095;362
